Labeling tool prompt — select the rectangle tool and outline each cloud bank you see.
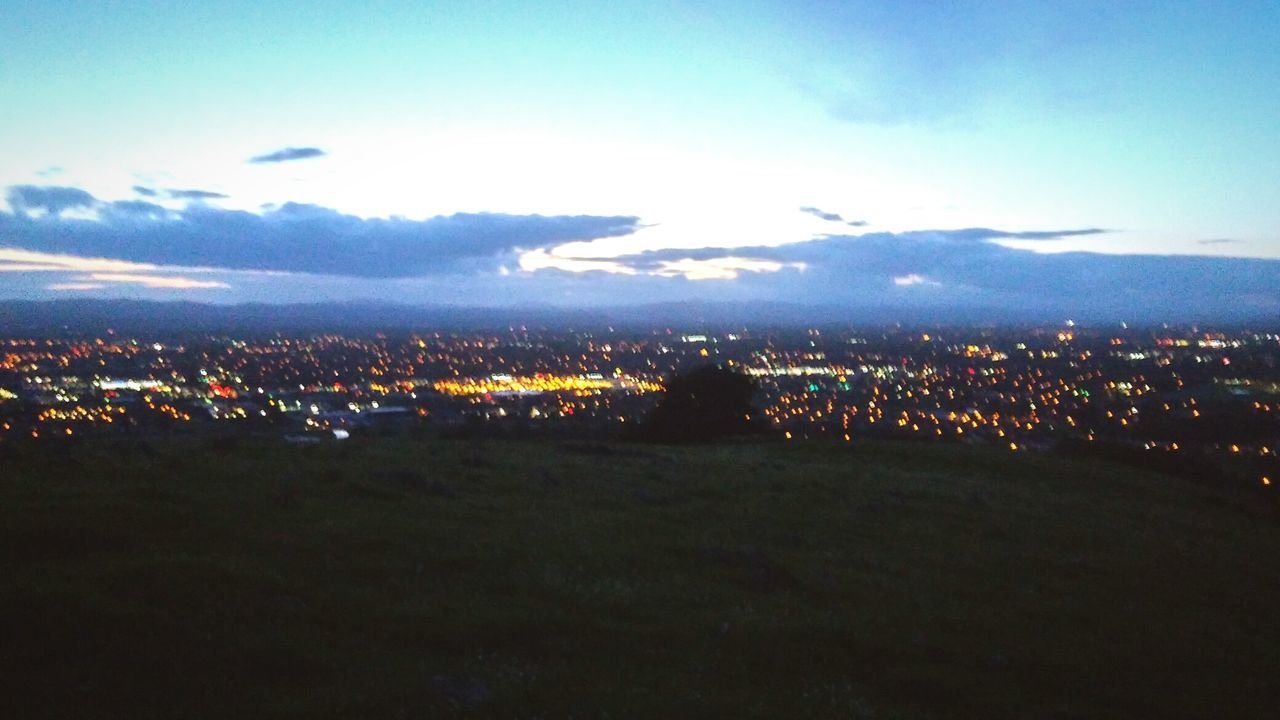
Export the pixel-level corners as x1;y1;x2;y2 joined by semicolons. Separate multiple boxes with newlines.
3;184;1276;321
545;226;1279;319
6;185;96;215
1;185;642;278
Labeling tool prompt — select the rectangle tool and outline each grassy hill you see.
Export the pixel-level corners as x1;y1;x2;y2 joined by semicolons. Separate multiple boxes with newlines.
2;437;1278;718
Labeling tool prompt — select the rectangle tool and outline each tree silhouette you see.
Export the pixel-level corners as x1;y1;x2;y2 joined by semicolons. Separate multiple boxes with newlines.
638;364;763;443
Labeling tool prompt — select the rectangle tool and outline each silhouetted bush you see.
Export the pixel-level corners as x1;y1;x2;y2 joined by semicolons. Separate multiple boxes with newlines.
636;364;765;443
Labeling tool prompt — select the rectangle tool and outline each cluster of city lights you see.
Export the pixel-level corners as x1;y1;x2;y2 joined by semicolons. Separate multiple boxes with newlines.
432;373;662;397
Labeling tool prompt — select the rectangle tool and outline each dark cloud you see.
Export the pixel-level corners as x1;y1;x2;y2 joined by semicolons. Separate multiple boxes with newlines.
132;186;225;201
800;206;870;226
0;186;641;278
249;147;327;164
1198;238;1241;245
586;226;1279;319
611;227;1108;270
6;185;97;215
886;227;1107;243
166;188;229;200
106;200;169;217
799;206;846;222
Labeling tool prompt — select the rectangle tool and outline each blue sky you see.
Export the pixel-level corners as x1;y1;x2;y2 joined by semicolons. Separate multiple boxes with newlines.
1;1;1278;318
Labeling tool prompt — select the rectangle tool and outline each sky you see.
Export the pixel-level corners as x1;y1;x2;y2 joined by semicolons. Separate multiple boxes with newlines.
1;0;1278;320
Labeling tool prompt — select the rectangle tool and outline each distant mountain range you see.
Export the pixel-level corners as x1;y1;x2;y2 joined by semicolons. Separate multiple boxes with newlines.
0;298;1273;334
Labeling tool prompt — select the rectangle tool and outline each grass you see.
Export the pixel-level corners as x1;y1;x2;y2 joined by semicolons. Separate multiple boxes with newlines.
2;436;1278;718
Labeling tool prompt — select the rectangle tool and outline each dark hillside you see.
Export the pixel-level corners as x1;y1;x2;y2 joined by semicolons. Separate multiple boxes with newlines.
2;439;1278;718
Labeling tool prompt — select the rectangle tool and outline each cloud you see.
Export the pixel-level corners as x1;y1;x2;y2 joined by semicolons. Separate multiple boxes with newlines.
0;247;160;273
166;188;229;200
799;206;869;226
601;227;1109;272
0;185;643;278
799;206;845;222
911;227;1108;243
1198;238;1241;245
893;273;939;286
4;182;1271;320
520;249;804;281
651;256;802;280
132;185;227;201
5;218;1278;319
6;185;97;215
106;200;170;217
249;147;327;164
2;248;226;293
984;228;1109;241
543;225;1279;319
86;273;230;290
519;249;637;275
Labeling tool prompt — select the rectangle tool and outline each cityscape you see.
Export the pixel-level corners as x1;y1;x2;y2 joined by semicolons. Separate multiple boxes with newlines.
6;2;1280;716
4;323;1276;488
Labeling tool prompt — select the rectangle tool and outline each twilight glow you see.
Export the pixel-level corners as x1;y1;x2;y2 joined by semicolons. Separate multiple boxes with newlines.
1;1;1277;319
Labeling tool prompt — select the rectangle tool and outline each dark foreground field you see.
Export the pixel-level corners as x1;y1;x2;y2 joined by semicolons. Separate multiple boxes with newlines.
3;437;1278;718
